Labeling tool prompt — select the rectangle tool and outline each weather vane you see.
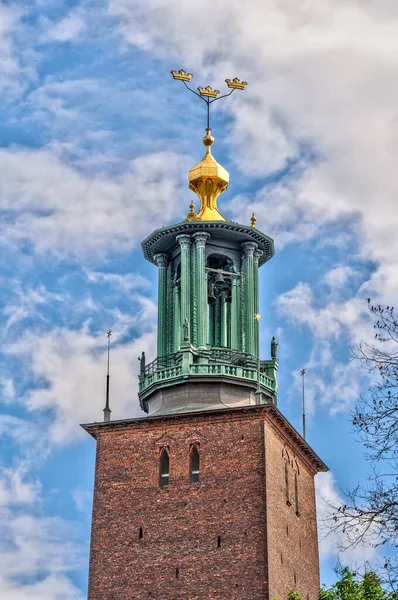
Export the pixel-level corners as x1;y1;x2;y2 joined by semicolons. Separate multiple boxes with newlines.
171;70;247;129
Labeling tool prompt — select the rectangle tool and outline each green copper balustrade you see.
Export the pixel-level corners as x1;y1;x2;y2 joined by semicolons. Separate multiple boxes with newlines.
138;347;278;399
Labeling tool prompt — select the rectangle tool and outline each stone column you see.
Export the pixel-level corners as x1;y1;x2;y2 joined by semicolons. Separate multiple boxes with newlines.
173;279;181;352
241;241;258;356
254;249;263;358
176;234;192;343
192;232;210;350
230;277;240;350
220;290;228;347
153;253;170;358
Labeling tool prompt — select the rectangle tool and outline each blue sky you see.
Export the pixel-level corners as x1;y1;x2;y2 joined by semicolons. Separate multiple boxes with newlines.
1;0;397;597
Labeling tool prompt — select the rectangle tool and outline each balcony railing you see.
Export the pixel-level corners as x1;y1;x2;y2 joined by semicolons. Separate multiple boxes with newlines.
139;347;277;399
143;352;182;377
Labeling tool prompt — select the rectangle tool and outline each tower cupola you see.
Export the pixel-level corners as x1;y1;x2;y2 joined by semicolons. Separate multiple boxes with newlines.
137;72;278;416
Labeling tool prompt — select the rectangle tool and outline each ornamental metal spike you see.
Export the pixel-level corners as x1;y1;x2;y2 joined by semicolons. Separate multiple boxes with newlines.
103;329;112;422
301;368;306;440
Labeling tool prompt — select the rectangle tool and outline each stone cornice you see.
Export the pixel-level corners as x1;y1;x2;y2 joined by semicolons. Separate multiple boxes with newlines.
81;404;327;473
141;221;274;267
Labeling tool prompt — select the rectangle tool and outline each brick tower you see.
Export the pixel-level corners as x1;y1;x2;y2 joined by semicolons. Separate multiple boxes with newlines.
83;78;327;600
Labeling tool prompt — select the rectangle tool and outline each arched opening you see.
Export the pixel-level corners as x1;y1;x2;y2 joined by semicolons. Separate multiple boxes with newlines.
207;254;234;348
139;527;143;539
159;448;169;489
190;445;200;484
217;535;222;548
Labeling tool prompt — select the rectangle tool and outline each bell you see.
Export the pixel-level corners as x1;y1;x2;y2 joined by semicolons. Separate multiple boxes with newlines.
215;272;225;284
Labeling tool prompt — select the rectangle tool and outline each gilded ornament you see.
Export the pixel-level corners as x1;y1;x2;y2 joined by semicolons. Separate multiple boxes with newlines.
185;201;198;221
198;86;220;98
225;78;247;90
188;128;229;221
171;69;193;82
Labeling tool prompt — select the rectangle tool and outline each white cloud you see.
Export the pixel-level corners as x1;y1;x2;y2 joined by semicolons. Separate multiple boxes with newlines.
1;280;65;336
72;486;92;513
0;463;40;507
0;147;188;258
7;322;156;444
84;269;151;293
0;463;84;599
0;377;15;401
0;575;84;600
277;282;369;343
44;12;86;43
277;281;374;414
322;266;358;291
0;5;24;93
316;471;377;564
0;415;37;446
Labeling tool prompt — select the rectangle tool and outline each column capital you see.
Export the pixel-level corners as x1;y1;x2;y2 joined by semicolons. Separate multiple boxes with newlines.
254;248;263;264
241;241;258;258
192;232;210;247
176;234;192;250
153;253;170;268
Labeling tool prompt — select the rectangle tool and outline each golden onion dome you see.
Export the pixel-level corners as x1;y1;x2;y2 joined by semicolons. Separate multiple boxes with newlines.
186;129;229;221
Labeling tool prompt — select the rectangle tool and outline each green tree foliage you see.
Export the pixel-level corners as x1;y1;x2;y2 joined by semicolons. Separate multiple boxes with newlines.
319;567;395;600
272;568;396;599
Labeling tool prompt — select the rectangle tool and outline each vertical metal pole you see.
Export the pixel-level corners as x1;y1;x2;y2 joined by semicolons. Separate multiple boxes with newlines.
301;368;306;440
103;330;112;422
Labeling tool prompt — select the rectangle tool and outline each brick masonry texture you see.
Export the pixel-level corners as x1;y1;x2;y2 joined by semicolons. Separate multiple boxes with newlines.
85;405;326;600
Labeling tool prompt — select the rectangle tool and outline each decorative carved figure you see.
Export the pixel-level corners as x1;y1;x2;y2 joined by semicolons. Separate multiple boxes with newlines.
271;336;278;359
183;318;190;342
138;351;146;375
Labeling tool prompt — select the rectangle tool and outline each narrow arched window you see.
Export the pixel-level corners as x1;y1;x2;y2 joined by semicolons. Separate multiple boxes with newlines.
295;472;300;515
159;448;169;489
285;460;290;505
190;446;200;484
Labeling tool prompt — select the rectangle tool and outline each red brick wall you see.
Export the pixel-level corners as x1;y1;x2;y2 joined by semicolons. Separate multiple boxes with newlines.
87;407;322;600
264;419;320;600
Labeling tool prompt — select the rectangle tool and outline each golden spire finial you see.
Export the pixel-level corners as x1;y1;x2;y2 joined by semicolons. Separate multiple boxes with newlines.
187;128;229;221
203;128;214;152
250;213;257;228
185;200;197;221
171;70;248;222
